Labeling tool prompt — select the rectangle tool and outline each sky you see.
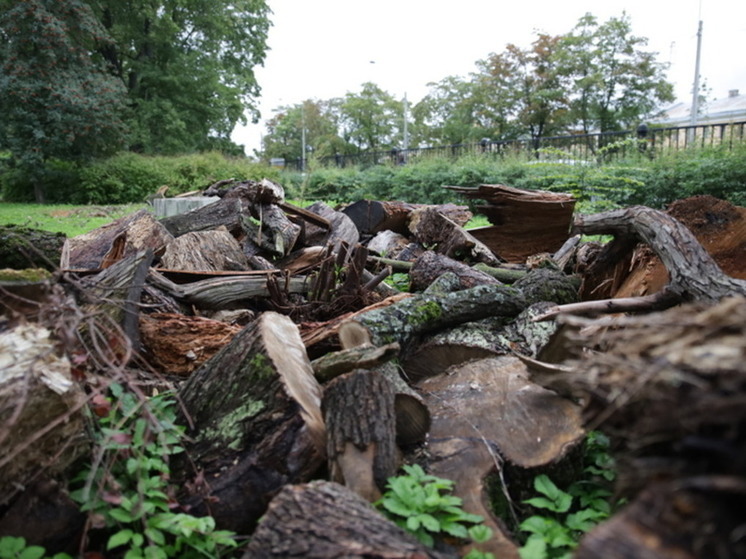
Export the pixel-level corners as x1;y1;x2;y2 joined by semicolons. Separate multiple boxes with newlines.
231;0;746;155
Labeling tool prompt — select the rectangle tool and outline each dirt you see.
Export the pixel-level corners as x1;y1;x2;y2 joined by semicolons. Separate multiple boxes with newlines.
614;195;746;298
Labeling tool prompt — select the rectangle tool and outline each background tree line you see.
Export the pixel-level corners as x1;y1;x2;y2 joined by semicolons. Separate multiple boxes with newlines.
0;0;271;201
262;12;674;163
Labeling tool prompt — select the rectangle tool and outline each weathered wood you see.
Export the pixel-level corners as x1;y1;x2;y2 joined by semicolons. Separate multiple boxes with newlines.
0;324;88;505
311;342;401;383
175;311;325;533
64;209;172;270
366;230;420;260
417;356;585;559
446;184;576;263
0;226;66;271
147;269;307;310
322;370;398;501
409;206;500;266
139;313;242;377
160;227;249;272
159;196;244;237
338;283;527;349
409;251;500;292
303;201;359;249
574;206;746;301
242;203;301;258
242;481;449;559
341;199;417;235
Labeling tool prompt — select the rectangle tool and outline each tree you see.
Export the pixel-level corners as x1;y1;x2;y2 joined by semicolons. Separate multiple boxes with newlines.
558;13;674;134
337;83;404;152
0;0;129;202
92;0;271;154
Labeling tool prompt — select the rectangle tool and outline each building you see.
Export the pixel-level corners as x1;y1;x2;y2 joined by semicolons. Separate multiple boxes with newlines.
654;89;746;127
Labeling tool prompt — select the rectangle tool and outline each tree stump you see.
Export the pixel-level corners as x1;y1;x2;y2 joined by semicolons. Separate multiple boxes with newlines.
322;370;398;501
242;481;449;559
175;311;326;533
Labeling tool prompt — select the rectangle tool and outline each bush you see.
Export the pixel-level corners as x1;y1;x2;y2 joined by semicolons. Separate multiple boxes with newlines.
1;152;279;204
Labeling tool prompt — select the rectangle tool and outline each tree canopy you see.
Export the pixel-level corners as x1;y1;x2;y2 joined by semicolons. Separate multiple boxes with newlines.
260;12;675;161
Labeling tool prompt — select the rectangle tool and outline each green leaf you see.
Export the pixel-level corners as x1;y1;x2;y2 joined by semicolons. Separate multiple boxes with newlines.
107;529;133;550
441;520;468;539
18;547;45;559
380;497;415;518
0;536;25;554
143;546;168;559
109;507;135;523
468;524;493;543
519;534;548;559
417;513;440;533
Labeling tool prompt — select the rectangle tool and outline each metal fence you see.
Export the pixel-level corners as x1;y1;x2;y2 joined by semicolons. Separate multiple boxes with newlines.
280;120;746;171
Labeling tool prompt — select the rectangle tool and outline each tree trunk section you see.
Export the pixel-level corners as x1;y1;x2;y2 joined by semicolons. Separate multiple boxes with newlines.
322;370;398;501
409;251;500;292
159;196;244;237
243;481;450;559
175;311;325;534
160;227;249;271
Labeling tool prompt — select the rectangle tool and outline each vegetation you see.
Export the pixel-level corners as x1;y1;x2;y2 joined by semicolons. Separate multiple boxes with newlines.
376;464;495;558
261;12;674;162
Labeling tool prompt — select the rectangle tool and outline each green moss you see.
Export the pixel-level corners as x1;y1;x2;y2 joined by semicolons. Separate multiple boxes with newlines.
409;299;443;325
0;268;53;282
199;398;266;450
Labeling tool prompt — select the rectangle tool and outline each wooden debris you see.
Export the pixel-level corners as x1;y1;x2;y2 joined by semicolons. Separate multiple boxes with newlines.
447;184;575;263
243;481;449;559
176;311;325;533
322;370;398;501
139;313;242;377
311;342;401;383
0;324;88;505
409;250;500;292
302;201;359;249
159;196;244;237
243;203;301;258
160;227;249;272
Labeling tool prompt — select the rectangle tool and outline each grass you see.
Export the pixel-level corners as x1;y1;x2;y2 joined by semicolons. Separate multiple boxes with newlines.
0;203;147;237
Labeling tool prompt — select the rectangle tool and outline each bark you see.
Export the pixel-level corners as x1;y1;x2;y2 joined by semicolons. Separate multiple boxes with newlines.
409;251;501;292
159;196;244;237
242;481;449;559
175;312;325;533
159;227;249;272
242;203;301;258
311;342;401;383
338;283;527;349
0;324;88;505
342;199;416;235
409;206;500;266
574;206;746;301
366;230;422;261
0;226;66;271
64;209;172;270
302;201;359;249
322;370;398;501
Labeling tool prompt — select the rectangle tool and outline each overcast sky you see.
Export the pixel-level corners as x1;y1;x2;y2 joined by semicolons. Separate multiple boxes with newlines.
232;0;746;154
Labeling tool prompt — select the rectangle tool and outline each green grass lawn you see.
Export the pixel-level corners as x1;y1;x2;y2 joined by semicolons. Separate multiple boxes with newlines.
0;203;147;237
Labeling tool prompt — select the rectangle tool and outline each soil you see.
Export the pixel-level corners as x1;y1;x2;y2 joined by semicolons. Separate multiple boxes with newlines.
614;195;746;297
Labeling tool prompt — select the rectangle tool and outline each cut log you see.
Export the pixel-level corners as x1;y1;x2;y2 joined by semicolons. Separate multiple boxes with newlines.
366;230;418;260
175;311;325;533
159;196;244;237
242;481;449;559
322;370;398;501
0;324;88;505
311;342;401;383
159;227;249;272
416;356;585;559
574;206;746;301
303;201;359;249
0;226;65;271
338;283;527;350
64;209;172;270
139;313;242;377
342;199;416;235
447;184;575;263
242;203;301;258
409;251;500;292
409;206;500;265
147;268;307;310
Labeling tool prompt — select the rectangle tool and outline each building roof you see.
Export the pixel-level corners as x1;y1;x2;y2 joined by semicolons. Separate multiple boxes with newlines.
653;89;746;126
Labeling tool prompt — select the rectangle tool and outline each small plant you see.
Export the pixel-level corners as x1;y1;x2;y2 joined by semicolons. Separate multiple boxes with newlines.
0;537;70;559
517;432;617;559
71;383;238;559
376;464;495;557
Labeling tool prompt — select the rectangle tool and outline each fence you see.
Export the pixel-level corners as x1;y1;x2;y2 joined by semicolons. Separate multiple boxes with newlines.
280;120;746;171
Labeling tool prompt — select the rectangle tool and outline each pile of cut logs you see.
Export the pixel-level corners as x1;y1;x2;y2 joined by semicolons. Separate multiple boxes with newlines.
1;179;745;559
